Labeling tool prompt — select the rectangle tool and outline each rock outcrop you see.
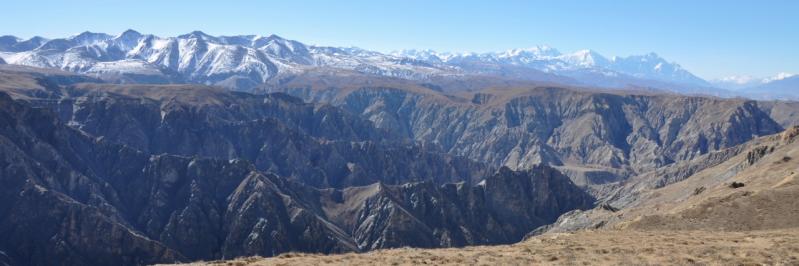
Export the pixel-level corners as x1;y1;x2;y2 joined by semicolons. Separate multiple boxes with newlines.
0;86;592;265
0;92;184;265
536;126;799;234
316;166;593;250
0;71;495;189
267;76;783;188
0;65;791;265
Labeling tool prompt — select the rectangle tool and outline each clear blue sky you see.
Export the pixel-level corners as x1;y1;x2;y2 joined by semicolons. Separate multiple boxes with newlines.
1;0;797;79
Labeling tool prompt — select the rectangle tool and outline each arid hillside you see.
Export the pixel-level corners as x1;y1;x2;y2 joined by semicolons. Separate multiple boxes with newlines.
170;229;799;265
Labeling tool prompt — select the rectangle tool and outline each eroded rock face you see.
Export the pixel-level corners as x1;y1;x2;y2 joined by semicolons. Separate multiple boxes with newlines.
531;126;799;235
0;92;183;265
269;85;783;185
0;91;592;265
319;166;593;250
11;82;494;189
4;68;781;265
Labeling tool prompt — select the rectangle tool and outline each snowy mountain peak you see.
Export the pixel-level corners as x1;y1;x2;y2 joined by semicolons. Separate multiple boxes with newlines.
176;30;242;45
716;75;756;84
252;34;291;46
111;29;145;52
251;34;310;61
764;72;795;83
117;29;142;39
617;52;667;63
560;49;610;67
69;31;113;46
603;52;710;86
712;72;797;92
392;49;447;62
0;30;718;93
179;30;214;39
499;45;561;59
717;72;796;84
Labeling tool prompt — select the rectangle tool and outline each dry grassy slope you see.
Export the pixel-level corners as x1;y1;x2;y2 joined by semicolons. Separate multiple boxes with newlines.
0;64;101;99
543;126;799;233
0;68;240;107
623;126;799;231
172;229;799;265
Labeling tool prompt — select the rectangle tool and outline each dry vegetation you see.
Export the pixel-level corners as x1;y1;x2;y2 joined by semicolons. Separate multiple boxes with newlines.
171;229;799;265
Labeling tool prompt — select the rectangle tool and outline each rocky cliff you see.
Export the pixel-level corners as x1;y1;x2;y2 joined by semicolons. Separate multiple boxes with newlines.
0;70;496;189
267;74;783;190
0;68;593;265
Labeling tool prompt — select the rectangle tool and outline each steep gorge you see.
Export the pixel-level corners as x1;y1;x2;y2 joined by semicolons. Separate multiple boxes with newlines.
0;68;593;265
267;75;782;191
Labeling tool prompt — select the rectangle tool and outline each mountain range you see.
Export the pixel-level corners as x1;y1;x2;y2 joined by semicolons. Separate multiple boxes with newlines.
3;30;784;97
1;29;799;265
394;48;711;88
714;73;799;99
2;62;798;264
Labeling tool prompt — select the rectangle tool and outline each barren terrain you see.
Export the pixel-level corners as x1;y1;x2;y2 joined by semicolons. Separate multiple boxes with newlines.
172;229;799;265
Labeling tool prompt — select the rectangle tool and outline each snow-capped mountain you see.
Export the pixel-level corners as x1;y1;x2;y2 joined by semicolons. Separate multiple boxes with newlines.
710;75;762;90
710;73;798;99
394;48;710;89
0;30;453;90
712;72;796;91
0;30;713;93
764;72;796;83
746;75;799;100
608;53;709;86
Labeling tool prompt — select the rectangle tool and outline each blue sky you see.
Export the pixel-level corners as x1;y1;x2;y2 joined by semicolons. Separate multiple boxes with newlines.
1;0;797;79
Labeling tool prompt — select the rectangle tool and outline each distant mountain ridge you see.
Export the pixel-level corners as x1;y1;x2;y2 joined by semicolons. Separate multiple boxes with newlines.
745;75;799;99
395;48;710;88
0;30;718;94
712;73;799;99
0;30;451;90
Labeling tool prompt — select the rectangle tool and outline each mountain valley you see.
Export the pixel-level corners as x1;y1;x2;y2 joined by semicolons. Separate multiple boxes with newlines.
0;28;797;265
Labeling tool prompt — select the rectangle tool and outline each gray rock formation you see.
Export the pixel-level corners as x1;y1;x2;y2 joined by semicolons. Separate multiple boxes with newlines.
267;75;782;189
758;100;799;128
13;80;494;189
0;65;790;265
0;76;592;265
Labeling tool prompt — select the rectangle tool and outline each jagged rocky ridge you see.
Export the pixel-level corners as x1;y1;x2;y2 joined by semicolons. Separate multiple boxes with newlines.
8;80;493;188
265;74;784;193
0;69;593;265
